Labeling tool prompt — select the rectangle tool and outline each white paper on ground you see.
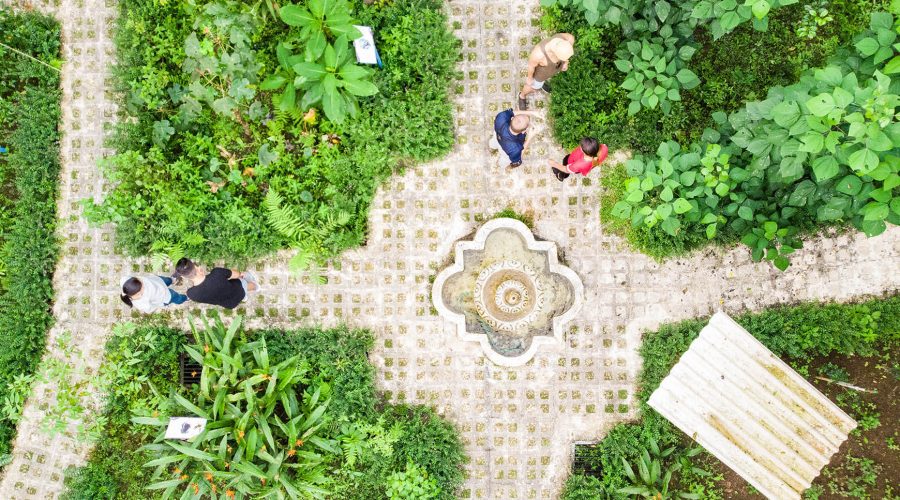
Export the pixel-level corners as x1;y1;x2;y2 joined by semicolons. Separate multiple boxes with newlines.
164;417;207;440
353;25;378;65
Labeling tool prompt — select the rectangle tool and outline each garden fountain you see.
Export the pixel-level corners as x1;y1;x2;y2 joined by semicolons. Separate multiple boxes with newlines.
432;218;584;366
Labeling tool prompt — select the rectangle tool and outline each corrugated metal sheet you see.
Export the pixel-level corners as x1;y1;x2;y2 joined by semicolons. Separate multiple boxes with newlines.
647;312;856;500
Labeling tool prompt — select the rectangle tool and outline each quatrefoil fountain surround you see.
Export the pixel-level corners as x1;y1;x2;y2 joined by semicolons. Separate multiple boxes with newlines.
432;218;584;366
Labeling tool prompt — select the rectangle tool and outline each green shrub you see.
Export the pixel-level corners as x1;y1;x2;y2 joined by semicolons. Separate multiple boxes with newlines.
385;461;441;499
562;474;608;500
136;316;337;498
86;0;458;264
62;322;184;500
0;7;61;456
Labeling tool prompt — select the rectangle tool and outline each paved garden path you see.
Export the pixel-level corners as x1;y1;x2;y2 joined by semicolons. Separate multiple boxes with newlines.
2;0;899;498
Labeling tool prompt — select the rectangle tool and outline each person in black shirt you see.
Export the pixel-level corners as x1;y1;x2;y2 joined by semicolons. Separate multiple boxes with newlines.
174;258;259;309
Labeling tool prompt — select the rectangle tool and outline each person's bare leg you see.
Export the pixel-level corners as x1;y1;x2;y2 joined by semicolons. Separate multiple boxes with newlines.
518;84;535;100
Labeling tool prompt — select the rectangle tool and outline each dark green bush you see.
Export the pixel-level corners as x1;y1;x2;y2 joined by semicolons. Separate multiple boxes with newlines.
262;325;380;421
564;294;900;498
0;7;61;456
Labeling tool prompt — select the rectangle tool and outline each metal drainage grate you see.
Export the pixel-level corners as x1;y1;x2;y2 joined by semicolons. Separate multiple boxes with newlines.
572;442;603;477
179;332;202;388
179;353;202;388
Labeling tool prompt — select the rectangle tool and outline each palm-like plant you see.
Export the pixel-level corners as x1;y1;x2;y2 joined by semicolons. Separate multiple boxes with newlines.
617;438;702;499
134;314;339;499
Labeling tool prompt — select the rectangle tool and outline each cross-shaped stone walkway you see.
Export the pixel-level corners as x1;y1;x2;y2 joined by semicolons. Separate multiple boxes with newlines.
1;0;898;498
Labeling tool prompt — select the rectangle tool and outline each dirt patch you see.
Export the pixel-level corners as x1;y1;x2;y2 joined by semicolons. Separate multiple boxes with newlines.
707;346;900;499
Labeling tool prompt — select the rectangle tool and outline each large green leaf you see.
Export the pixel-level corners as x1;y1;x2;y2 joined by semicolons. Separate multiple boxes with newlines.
854;37;880;57
863;201;889;221
788;180;816;207
806;93;835;117
848;148;879;172
611;201;632;219
835;175;863;195
771;100;800;127
167;441;219;462
675;68;700;89
279;4;314;26
321;76;346;123
279;83;296;111
812;155;839;182
293;62;327;80
673;198;693;214
341;77;378;97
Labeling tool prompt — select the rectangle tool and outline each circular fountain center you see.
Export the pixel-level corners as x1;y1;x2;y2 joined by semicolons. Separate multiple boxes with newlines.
474;260;544;334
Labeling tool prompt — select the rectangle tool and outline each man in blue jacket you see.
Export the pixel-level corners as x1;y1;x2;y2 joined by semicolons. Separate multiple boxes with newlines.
489;108;539;169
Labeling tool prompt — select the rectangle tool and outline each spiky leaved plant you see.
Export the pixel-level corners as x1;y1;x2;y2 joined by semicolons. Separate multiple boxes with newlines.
134;314;339;499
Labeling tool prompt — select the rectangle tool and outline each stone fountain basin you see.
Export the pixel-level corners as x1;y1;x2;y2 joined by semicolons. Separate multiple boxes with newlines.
432;218;584;366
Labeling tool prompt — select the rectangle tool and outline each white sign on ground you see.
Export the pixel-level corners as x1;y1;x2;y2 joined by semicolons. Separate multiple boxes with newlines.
353;25;378;65
164;417;207;440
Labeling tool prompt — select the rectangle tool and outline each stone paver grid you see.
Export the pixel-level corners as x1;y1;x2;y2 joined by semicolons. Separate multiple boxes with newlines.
1;0;899;497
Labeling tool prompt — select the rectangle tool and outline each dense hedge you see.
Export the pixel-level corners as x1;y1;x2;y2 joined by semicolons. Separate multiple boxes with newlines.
608;11;899;268
563;294;900;499
544;0;881;154
62;320;465;500
87;0;459;263
0;7;61;456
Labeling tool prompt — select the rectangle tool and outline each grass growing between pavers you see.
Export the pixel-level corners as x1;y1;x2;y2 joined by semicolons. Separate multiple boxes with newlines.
563;294;900;499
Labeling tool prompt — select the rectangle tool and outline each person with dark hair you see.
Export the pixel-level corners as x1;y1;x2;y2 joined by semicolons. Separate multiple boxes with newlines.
488;108;541;168
120;275;188;313
175;258;259;310
549;137;608;181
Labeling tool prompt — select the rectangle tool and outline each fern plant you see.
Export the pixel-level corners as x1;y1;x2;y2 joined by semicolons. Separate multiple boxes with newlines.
149;233;205;272
263;189;351;281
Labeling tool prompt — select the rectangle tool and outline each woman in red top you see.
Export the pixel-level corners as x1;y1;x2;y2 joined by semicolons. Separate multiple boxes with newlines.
550;137;608;181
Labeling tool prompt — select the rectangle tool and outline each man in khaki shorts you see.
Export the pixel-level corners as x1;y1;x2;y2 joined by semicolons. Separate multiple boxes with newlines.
518;33;575;110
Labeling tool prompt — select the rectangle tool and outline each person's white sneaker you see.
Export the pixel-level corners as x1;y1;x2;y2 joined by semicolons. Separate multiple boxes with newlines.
243;271;259;292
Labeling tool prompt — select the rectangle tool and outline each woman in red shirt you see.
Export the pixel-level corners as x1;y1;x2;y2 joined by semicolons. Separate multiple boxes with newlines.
550;137;608;181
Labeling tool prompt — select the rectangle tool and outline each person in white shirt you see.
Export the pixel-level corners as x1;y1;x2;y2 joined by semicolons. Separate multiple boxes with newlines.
120;274;188;313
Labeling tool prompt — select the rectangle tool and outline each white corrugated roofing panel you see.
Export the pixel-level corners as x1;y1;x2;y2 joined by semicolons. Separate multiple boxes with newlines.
647;312;856;500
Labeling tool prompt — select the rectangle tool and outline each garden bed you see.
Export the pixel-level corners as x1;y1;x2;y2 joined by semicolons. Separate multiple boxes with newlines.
62;316;465;499
544;0;881;154
563;295;900;499
714;349;899;499
86;0;459;265
0;7;62;458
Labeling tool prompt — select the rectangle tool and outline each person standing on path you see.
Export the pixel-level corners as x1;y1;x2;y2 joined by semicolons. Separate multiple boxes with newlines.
549;137;608;181
518;33;575;110
174;258;259;310
120;274;188;313
489;108;541;169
